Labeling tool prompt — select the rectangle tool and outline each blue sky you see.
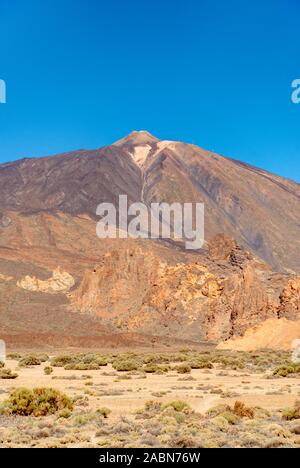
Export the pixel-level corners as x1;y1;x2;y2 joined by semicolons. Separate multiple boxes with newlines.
0;0;299;181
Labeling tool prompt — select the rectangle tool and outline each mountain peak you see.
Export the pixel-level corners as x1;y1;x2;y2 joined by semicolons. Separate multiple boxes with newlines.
113;130;160;147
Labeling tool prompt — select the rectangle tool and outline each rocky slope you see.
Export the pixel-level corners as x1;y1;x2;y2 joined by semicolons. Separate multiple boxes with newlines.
1;130;300;272
0;131;299;347
70;235;300;342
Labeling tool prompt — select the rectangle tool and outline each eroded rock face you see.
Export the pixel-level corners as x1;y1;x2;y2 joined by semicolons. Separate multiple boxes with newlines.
278;278;300;320
71;248;161;318
70;237;300;342
17;268;75;294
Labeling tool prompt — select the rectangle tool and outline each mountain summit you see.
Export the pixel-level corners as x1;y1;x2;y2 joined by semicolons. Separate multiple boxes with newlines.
114;130;160;147
1;131;299;272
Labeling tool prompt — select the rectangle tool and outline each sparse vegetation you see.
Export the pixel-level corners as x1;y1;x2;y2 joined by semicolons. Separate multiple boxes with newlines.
1;349;300;448
112;359;140;372
0;387;73;416
44;366;53;375
282;401;300;420
19;355;42;367
0;368;18;379
97;407;111;418
163;400;190;412
143;364;169;373
51;353;108;370
190;360;213;369
176;363;191;374
273;363;300;377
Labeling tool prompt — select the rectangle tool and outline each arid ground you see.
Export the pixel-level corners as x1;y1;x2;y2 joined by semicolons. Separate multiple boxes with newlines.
1;348;300;448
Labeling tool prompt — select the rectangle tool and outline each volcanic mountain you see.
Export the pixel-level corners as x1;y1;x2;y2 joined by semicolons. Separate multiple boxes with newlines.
0;131;299;348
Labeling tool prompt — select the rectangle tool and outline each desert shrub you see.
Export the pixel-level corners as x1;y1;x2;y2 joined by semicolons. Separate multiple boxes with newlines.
7;352;21;360
190;360;213;369
19;354;42;367
143;364;169;373
273;363;300;377
64;363;99;370
218;356;245;370
282;400;300;420
207;401;253;419
51;354;75;367
79;353;104;364
232;401;254;418
174;412;185;424
51;353;107;370
143;400;162;414
58;408;72;419
0;361;4;368
44;366;53;375
142;354;170;365
176;363;191;374
0;368;18;379
219;411;239;424
169;436;197;448
97;407;111;418
35;353;49;362
206;404;231;417
112;359;140;372
163;400;190;412
0;387;73;416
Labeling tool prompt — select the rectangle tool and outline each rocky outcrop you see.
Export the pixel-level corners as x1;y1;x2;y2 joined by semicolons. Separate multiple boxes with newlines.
17;268;75;294
70;237;300;342
278;278;300;320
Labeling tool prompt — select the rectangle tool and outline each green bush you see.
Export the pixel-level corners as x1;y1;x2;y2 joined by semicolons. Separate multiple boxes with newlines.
163;400;190;412
142;354;171;365
58;408;72;419
51;353;107;370
143;364;169;373
273;363;300;377
219;411;239;424
51;354;75;367
7;352;21;360
176;364;191;374
64;363;99;371
0;387;73;416
44;366;53;375
97;407;111;418
219;357;245;370
190;360;213;369
19;355;42;367
0;368;18;379
282;401;300;420
112;359;140;372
